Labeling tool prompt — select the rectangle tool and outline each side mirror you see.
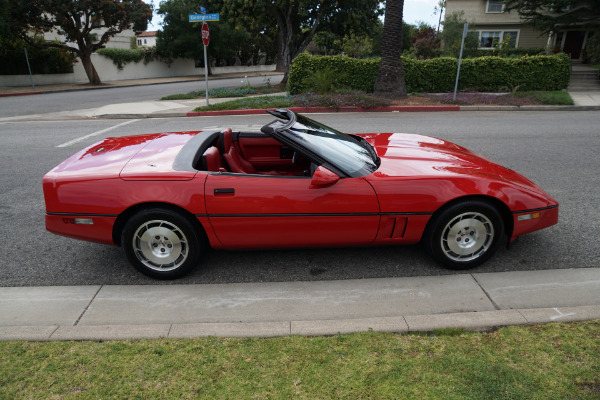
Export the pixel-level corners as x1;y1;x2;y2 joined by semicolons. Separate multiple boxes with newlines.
310;166;340;187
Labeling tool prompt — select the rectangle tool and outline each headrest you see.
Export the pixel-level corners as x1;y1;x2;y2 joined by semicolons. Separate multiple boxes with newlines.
202;146;222;172
221;128;233;150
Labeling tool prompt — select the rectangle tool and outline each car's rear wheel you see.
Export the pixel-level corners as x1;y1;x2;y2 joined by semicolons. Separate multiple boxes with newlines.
425;200;504;269
122;208;204;279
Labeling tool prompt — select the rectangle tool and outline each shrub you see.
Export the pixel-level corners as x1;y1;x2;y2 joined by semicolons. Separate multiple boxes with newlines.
441;11;480;58
96;47;157;70
585;32;600;65
288;52;570;94
301;68;344;94
410;24;441;59
0;37;74;74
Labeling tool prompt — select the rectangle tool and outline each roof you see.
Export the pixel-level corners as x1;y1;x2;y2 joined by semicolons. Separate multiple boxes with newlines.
136;31;157;38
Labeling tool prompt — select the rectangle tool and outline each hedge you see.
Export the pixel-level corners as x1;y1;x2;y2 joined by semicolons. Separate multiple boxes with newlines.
288;52;570;94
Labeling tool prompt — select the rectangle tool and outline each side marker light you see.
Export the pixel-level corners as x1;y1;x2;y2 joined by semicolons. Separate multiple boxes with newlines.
63;218;94;225
517;212;541;221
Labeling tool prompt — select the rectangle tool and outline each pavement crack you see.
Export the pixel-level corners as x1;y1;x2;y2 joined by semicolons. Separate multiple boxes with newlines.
74;285;103;326
470;274;501;310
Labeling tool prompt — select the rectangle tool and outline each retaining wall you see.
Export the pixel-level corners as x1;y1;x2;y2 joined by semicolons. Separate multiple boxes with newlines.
0;53;276;87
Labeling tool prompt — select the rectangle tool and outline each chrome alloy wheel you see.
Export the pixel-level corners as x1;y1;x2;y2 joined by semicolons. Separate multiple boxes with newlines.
440;212;494;262
132;220;189;272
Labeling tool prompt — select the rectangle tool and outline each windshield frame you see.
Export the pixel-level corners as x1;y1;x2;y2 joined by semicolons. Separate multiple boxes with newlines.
261;110;379;178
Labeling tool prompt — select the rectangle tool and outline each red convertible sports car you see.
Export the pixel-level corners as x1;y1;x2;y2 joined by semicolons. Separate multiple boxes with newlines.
44;109;558;279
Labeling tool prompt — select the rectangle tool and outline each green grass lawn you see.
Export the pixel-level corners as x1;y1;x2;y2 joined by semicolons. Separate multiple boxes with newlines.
191;91;575;112
517;91;575;105
161;86;281;101
1;321;599;399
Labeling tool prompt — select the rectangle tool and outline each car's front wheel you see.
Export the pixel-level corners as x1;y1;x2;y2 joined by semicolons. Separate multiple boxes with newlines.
122;208;205;279
425;200;504;269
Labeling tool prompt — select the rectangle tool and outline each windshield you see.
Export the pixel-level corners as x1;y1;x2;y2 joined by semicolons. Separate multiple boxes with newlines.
287;114;379;177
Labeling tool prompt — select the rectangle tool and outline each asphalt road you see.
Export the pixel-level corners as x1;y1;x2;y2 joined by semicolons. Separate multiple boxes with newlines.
1;111;599;287
0;74;283;118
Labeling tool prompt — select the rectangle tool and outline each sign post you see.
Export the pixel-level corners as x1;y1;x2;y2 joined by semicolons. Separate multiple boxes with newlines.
189;8;219;106
202;22;210;106
453;23;468;102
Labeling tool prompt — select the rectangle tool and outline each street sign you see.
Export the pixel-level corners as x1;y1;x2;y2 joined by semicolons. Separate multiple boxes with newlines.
189;13;219;22
201;22;210;46
200;6;206;14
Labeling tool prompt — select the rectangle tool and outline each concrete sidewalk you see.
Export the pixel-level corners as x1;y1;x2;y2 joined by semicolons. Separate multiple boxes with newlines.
1;268;599;341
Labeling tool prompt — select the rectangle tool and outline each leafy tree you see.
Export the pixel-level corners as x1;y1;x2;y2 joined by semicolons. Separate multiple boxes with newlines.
6;0;152;85
410;23;441;59
440;11;479;58
157;0;276;71
0;0;10;38
340;34;373;59
374;0;407;99
433;0;446;33
313;20;385;57
504;0;600;33
222;0;383;83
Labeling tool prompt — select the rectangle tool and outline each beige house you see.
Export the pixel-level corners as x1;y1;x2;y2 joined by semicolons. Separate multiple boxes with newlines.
445;0;589;59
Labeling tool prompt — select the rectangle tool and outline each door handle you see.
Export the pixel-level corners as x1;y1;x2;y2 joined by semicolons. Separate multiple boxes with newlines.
214;188;235;195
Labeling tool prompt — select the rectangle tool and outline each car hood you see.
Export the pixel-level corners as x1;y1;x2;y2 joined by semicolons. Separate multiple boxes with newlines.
360;133;556;211
47;132;199;181
364;133;534;184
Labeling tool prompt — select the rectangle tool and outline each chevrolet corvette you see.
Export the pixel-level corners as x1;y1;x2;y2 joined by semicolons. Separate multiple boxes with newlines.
43;109;558;279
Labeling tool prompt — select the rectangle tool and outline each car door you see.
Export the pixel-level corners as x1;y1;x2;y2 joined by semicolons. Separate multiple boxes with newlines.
204;173;380;249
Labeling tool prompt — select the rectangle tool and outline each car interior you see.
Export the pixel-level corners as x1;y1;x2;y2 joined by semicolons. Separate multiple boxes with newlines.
198;128;313;176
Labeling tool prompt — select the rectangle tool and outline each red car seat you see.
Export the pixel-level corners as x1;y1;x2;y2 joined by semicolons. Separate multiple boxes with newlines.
220;128;277;175
201;146;225;172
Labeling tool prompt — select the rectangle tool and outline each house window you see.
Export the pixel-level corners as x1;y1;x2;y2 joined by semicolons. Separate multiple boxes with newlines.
502;31;518;48
480;31;501;48
137;39;142;45
486;0;504;13
479;30;519;48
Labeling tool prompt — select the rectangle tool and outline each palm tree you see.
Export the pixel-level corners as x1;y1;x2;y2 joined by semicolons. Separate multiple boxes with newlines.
374;0;407;99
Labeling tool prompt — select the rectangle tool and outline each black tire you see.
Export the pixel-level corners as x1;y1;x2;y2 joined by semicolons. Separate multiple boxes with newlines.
424;200;504;270
122;208;205;279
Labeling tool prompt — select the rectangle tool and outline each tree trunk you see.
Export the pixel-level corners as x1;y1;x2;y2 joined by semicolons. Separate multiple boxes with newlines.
274;9;293;85
374;0;407;99
276;29;286;73
80;54;102;85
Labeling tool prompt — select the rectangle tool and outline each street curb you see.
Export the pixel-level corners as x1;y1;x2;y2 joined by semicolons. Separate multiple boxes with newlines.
1;305;598;342
0;91;42;98
186;105;461;117
184;104;600;117
87;103;600;119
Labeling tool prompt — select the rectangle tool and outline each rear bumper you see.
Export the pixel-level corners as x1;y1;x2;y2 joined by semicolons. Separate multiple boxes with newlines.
45;213;117;245
510;205;559;241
